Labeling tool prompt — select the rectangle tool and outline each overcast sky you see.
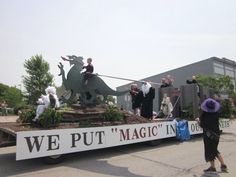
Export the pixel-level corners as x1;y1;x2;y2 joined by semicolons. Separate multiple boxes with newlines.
0;0;236;90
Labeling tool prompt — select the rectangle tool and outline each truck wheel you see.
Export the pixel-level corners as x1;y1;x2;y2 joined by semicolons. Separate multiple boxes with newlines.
43;154;65;164
146;139;162;146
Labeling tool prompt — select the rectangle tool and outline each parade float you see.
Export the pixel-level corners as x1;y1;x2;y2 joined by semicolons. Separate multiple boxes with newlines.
0;55;231;164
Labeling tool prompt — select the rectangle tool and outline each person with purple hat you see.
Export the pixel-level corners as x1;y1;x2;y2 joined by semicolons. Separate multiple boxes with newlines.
196;98;228;173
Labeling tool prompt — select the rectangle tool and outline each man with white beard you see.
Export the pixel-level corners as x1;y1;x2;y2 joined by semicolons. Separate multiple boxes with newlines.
32;86;60;122
140;81;155;119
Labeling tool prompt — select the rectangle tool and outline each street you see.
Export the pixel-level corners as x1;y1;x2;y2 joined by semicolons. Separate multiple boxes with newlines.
0;118;235;177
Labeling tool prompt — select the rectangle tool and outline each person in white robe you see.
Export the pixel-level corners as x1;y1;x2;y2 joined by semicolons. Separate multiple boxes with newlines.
32;86;60;122
160;95;173;118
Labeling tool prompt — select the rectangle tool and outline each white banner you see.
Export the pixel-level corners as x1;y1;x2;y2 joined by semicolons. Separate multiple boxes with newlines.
188;121;203;135
16;119;230;160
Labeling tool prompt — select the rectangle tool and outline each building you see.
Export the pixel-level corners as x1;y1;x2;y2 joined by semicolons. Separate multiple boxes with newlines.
117;57;236;113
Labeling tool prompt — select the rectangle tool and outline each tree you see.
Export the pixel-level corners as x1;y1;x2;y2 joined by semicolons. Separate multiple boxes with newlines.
0;83;24;108
0;83;9;101
197;75;236;118
5;87;24;107
23;54;54;104
196;75;234;95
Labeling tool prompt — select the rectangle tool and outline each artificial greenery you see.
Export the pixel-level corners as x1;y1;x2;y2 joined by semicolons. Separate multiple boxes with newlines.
181;105;194;120
78;120;92;127
232;107;236;118
38;108;62;128
19;107;62;128
19;108;35;123
100;105;124;122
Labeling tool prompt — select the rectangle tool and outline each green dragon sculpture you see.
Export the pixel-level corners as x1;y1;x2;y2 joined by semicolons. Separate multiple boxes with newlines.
58;55;128;105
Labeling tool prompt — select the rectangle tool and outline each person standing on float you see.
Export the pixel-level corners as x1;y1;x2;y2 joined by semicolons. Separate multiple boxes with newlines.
140;82;155;119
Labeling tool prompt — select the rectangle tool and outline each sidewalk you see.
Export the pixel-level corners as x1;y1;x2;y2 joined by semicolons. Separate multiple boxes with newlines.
0;115;18;123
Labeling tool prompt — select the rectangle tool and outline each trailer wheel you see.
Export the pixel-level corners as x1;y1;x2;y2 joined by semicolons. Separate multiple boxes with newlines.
147;139;162;146
43;154;65;164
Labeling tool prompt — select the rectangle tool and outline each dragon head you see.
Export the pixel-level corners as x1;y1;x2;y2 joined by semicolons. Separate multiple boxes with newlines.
67;55;84;66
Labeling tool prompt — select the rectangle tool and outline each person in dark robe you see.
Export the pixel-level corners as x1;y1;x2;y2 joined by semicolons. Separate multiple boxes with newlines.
130;84;142;116
140;82;155;119
186;75;200;97
160;78;169;88
196;98;227;172
166;74;174;87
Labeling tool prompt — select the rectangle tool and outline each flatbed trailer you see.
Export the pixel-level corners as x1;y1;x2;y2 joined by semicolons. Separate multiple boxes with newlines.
0;119;230;163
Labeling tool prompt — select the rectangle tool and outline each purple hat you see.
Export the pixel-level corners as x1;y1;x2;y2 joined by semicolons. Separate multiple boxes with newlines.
201;98;220;113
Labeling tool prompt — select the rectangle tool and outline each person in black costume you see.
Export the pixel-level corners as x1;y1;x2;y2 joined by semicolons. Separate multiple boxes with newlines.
140;82;155;119
160;78;169;88
82;58;94;85
186;75;200;97
130;84;142;116
166;74;174;87
196;98;228;172
186;75;197;84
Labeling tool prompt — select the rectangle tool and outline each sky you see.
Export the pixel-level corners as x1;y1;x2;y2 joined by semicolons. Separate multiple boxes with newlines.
0;0;236;90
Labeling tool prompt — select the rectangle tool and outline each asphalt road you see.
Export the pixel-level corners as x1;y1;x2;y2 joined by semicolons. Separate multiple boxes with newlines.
0;118;236;177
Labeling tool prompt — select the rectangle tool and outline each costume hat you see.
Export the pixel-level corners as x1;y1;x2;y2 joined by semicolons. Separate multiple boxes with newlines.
201;98;220;113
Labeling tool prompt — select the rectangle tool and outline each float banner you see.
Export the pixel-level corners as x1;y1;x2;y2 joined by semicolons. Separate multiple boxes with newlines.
16;119;230;160
16;122;175;160
188;119;230;135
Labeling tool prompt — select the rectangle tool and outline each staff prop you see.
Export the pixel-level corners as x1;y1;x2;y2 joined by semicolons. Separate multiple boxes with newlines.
96;73;161;86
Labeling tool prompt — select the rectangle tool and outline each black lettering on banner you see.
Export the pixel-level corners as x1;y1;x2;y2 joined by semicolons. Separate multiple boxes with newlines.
71;133;81;148
47;135;60;151
191;124;195;132
226;121;230;128
95;131;105;144
191;124;197;132
148;126;151;137
83;132;94;146
191;123;202;133
166;124;175;135
152;126;158;136
120;129;130;141
220;120;229;129
24;136;45;153
132;129;139;140
139;127;146;138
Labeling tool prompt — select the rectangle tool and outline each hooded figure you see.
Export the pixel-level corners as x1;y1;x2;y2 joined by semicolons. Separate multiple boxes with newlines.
140;82;155;119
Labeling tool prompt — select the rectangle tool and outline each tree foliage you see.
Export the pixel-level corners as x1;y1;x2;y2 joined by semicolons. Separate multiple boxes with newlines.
23;54;54;104
0;83;24;108
0;83;8;101
5;87;23;107
196;75;236;118
196;75;234;95
219;99;233;118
